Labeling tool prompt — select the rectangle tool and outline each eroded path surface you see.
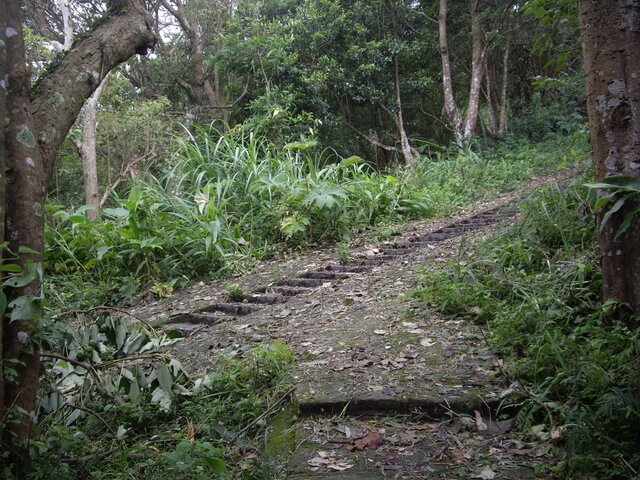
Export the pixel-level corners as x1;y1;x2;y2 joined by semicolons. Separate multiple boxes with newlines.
130;169;576;479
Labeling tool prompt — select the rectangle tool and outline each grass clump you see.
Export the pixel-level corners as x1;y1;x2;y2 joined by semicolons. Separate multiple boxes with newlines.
413;180;640;478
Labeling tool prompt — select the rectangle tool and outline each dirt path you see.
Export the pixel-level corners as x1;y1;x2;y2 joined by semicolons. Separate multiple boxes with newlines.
130;168;577;479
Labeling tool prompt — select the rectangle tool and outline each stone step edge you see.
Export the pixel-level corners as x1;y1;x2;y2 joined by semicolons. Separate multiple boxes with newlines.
296;391;507;418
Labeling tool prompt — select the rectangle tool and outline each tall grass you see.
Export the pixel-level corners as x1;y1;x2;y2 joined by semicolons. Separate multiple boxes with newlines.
45;127;586;308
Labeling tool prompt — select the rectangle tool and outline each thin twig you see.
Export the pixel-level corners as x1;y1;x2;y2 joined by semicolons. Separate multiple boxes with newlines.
66;447;119;465
95;352;170;369
54;306;156;332
227;387;296;445
40;352;123;405
65;403;116;436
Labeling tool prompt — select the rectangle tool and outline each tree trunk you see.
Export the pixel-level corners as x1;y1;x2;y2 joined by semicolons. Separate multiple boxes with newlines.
2;3;47;471
439;0;464;144
53;0;104;221
0;0;7;426
463;0;486;140
498;37;510;136
439;0;487;146
484;67;498;137
579;0;640;312
160;0;220;109
1;0;155;472
75;75;109;220
393;55;419;165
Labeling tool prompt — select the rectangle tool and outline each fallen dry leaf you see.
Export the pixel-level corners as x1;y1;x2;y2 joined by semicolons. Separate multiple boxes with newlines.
473;466;496;479
307;450;354;472
474;410;488;432
484;418;514;437
350;431;383;451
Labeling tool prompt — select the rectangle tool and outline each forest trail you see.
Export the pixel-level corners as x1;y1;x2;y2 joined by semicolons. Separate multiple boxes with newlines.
131;168;577;479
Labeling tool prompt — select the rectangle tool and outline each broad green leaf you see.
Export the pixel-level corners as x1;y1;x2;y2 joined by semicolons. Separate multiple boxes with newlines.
156;363;173;392
67;214;87;224
125;186;143;212
615;204;640;240
18;246;41;255
593;195;612;211
116;425;129;439
585;176;640;192
600;195;629;232
65;408;84;426
3;262;40;288
129;378;141;404
96;246;111;260
151;387;172;411
203;457;226;473
175;440;192;455
284;139;317;150
103;207;129;219
115;324;127;349
0;264;22;273
123;332;147;354
596;176;640;190
8;295;39;322
340;155;364;167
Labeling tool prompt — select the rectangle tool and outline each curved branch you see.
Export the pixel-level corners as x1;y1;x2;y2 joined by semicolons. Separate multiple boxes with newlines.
31;0;157;179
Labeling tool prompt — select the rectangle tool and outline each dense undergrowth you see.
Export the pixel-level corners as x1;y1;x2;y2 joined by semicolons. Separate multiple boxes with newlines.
16;313;294;480
413;180;640;478
45;128;586;311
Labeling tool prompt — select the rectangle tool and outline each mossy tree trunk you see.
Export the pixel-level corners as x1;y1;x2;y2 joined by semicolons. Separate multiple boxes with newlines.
0;0;156;474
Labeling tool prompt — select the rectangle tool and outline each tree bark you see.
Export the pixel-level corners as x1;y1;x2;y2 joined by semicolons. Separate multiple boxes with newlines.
498;37;510;136
438;0;487;146
1;0;155;472
2;2;48;471
484;66;498;137
579;0;640;312
50;0;74;52
439;0;464;144
74;75;109;220
463;0;487;140
53;0;103;220
0;0;7;424
393;55;419;165
160;0;218;107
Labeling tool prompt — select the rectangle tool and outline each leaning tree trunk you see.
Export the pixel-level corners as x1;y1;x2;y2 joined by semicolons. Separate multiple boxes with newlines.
393;55;419;165
74;75;110;220
579;0;640;313
1;0;155;473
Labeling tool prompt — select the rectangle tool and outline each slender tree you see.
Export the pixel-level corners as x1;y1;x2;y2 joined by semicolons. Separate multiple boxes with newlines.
0;0;155;473
579;0;640;312
439;0;487;145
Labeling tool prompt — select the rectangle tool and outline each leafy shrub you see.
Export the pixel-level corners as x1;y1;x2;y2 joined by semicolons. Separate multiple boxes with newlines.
26;313;294;480
414;180;640;478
